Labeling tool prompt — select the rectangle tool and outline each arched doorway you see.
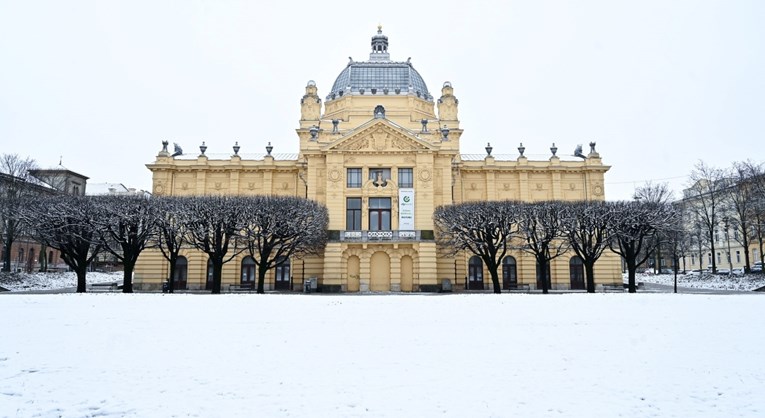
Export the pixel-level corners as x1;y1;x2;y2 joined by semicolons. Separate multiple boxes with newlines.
468;256;484;290
173;256;188;290
569;256;585;290
241;256;256;286
275;257;290;290
502;256;517;290
370;252;390;291
347;255;360;292
536;260;551;290
400;255;413;292
206;259;214;290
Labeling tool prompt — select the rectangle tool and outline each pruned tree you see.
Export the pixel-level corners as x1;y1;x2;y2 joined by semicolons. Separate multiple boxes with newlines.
153;196;190;293
634;182;674;273
685;161;728;273
24;195;103;292
240;196;329;294
562;201;614;293
185;195;246;294
517;201;569;294
92;195;157;293
609;200;678;293
0;154;39;272
726;161;762;273
434;201;519;293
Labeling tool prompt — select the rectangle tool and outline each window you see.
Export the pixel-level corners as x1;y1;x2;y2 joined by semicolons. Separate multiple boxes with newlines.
368;198;391;231
48;251;53;264
714;230;719;243
18;249;24;263
726;252;731;262
241;257;256;284
736;251;740;263
347;168;362;188
369;168;391;187
691;254;696;265
717;252;721;263
502;256;517;289
755;249;760;262
708;253;712;264
398;168;413;188
346;198;362;230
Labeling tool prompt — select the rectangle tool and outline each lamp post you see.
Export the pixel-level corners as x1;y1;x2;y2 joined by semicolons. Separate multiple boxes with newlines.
723;217;733;274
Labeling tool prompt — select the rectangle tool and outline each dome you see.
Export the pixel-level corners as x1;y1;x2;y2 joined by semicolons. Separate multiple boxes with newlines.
329;61;431;100
327;27;431;101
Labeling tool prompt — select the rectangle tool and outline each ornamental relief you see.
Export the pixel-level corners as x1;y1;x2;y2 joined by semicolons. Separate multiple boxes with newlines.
328;168;341;182
418;168;432;182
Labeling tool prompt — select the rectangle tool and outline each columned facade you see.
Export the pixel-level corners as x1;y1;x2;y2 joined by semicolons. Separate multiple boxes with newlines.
134;28;622;291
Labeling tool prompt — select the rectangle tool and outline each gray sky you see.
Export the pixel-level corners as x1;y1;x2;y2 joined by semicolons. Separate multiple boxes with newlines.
1;0;763;200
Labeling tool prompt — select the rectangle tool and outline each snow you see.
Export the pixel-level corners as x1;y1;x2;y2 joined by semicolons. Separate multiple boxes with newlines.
631;272;765;291
1;293;764;417
0;271;124;292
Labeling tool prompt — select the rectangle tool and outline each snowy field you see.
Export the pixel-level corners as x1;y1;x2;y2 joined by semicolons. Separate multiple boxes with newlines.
633;272;765;291
0;271;123;292
1;294;764;417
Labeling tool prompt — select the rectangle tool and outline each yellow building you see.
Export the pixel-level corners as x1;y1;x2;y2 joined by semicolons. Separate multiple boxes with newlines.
135;27;621;292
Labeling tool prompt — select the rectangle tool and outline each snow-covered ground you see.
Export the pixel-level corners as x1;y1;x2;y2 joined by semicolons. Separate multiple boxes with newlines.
631;271;765;291
1;294;764;417
0;271;123;292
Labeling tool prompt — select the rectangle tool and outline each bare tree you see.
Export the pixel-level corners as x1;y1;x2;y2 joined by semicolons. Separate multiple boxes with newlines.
665;201;692;292
517;201;569;294
240;196;329;294
93;195;157;293
24;195;103;292
744;161;765;268
563;201;614;293
634;182;674;273
152;196;190;293
609;201;678;293
685;161;728;273
0;154;39;272
434;201;519;293
726;161;763;273
185;195;246;294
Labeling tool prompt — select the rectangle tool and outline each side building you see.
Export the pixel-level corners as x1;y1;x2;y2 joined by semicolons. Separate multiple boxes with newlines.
134;28;622;292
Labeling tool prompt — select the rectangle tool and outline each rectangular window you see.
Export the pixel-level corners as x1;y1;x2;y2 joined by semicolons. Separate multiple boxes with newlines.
736;251;741;263
398;168;413;188
726;252;731;262
368;197;391;231
708;253;712;264
755;249;760;262
346;198;362;231
347;168;362;188
717;252;721;263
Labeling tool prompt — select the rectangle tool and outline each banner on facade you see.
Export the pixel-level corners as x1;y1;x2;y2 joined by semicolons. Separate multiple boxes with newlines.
399;188;415;230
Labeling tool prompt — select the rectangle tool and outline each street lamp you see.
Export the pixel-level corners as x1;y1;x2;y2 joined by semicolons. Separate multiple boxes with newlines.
723;216;733;274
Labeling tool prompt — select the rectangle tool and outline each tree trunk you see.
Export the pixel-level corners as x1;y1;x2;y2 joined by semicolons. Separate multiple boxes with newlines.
742;229;751;273
39;244;48;272
584;261;595;293
76;267;87;293
211;260;223;294
257;262;269;294
626;257;637;293
537;255;549;294
167;256;177;294
122;262;134;293
2;230;13;272
710;231;717;273
489;267;501;294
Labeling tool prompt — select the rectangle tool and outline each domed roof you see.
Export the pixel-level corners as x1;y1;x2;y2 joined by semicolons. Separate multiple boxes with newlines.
327;28;431;101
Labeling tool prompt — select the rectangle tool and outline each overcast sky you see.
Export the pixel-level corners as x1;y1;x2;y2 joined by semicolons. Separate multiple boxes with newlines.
1;0;763;200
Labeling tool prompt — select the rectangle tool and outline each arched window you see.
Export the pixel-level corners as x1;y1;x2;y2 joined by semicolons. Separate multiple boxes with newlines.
502;256;518;289
206;259;214;290
569;256;585;290
241;256;256;284
275;257;290;290
173;256;188;290
468;256;483;290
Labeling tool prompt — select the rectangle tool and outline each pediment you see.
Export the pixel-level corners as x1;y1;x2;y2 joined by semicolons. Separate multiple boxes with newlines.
322;120;435;153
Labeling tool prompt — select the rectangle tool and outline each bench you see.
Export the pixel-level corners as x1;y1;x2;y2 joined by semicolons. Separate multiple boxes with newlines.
228;283;255;292
506;284;531;293
89;282;119;292
602;284;624;293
